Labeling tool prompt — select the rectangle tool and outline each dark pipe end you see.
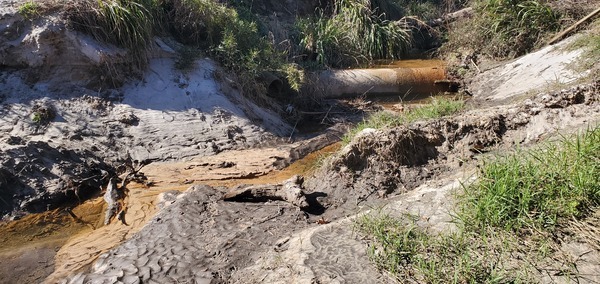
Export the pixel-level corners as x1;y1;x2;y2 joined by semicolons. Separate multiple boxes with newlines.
434;80;461;92
258;72;284;97
267;79;284;97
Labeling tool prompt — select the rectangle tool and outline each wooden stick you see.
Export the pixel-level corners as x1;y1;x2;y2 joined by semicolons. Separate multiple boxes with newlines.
548;7;600;45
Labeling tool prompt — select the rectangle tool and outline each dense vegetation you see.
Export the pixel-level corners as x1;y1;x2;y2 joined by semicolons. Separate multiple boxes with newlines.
66;0;289;101
442;0;561;59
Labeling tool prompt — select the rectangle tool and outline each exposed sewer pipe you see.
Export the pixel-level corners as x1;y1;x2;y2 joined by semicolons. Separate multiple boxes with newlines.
261;65;457;99
302;65;454;99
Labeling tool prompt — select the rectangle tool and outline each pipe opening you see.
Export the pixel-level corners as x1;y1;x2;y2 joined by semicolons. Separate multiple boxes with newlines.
258;72;284;97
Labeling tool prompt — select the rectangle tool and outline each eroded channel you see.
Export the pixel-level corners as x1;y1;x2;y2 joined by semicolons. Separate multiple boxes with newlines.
0;59;448;283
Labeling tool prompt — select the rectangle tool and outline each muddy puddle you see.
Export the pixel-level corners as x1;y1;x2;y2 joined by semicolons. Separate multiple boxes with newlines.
207;142;341;187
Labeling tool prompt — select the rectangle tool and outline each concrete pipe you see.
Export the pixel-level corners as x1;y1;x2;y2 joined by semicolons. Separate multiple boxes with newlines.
258;72;284;97
304;65;452;99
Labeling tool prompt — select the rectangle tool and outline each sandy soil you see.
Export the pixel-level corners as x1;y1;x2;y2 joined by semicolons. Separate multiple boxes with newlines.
43;138;341;283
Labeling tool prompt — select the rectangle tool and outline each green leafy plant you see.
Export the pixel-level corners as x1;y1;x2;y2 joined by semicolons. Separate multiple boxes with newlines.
30;105;56;125
281;63;305;92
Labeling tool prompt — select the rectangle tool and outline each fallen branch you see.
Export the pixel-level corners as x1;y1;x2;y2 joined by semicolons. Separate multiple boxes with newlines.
103;155;155;225
428;7;474;27
548;7;600;45
223;175;309;209
103;177;121;225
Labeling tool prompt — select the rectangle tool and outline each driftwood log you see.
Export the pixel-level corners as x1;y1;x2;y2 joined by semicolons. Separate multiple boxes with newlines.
103;155;153;225
428;7;474;27
103;177;121;225
223;175;309;209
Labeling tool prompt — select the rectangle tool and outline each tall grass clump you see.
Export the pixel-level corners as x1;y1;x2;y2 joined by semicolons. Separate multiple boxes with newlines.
343;96;464;143
297;0;412;68
162;0;231;48
459;127;600;232
68;0;154;63
443;0;560;59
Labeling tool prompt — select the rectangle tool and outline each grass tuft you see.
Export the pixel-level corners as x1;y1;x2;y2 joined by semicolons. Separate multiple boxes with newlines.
297;0;413;68
68;0;154;66
343;96;464;144
357;214;518;283
18;1;41;20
